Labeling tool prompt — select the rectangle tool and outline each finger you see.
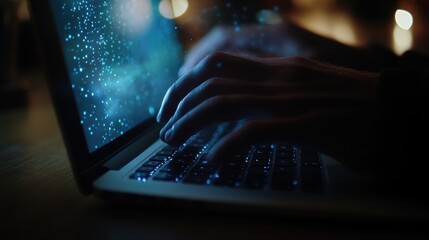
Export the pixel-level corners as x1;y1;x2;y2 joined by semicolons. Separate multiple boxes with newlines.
174;77;369;126
178;27;229;77
161;95;274;145
162;78;299;131
207;118;307;162
160;88;367;139
157;52;268;123
160;92;306;141
207;109;364;164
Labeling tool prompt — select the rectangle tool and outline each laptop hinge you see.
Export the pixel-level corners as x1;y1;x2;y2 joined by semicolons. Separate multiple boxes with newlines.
102;126;161;170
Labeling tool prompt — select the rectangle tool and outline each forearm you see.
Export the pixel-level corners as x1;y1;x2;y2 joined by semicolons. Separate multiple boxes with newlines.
279;21;399;71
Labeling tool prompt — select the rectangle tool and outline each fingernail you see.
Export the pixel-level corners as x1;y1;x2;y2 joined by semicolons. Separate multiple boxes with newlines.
160;116;174;136
157;104;164;123
178;67;185;78
165;128;173;142
157;93;170;123
156;112;162;123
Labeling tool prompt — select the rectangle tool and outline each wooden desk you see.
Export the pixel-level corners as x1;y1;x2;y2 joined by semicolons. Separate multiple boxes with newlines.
1;72;426;240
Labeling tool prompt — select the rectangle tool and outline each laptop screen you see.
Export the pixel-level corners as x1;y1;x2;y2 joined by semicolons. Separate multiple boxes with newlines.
49;0;182;152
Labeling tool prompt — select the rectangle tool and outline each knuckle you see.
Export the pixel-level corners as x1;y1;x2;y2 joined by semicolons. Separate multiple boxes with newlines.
204;52;230;67
242;121;262;132
201;77;222;93
204;95;227;111
168;82;179;95
238;121;265;138
176;98;188;116
212;25;229;35
206;51;223;61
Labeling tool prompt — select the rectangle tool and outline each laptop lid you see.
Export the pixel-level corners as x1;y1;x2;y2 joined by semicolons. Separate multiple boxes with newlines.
29;0;183;194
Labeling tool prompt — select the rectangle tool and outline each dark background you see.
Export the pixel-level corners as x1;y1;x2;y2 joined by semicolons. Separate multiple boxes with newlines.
1;0;428;239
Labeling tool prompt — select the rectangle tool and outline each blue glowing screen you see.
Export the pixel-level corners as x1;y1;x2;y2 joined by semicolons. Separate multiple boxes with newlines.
50;0;182;152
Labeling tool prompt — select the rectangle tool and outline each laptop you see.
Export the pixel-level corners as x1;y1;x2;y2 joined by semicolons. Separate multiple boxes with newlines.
28;0;427;222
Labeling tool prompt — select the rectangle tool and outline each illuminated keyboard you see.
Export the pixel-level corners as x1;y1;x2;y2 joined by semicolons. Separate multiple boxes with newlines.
130;125;324;193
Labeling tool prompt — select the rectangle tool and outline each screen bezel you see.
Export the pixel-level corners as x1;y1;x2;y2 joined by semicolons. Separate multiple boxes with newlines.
28;0;173;194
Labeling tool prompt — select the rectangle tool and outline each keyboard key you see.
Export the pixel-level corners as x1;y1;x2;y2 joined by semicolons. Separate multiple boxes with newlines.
232;152;247;158
183;171;211;185
247;165;269;175
251;157;270;166
197;159;219;167
181;146;202;153
276;152;295;159
226;161;246;169
253;152;270;159
153;171;180;182
273;166;295;175
275;158;295;167
301;150;320;166
174;152;199;159
192;165;217;174
256;144;270;149
136;165;156;173
157;150;175;156
271;173;295;191
277;144;294;151
188;142;207;148
162;146;179;151
302;162;320;167
143;160;164;168
170;157;194;166
219;165;244;176
160;163;187;174
150;155;169;162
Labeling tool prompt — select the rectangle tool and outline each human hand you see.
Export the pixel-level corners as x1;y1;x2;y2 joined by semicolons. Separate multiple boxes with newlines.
178;23;310;77
158;52;380;174
179;22;395;78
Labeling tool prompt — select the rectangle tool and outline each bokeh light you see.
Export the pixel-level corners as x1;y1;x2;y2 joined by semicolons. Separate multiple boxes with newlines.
112;0;153;36
159;0;189;19
256;10;282;25
395;9;413;30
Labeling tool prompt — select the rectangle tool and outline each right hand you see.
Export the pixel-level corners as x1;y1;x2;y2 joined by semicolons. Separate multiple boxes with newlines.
159;52;380;174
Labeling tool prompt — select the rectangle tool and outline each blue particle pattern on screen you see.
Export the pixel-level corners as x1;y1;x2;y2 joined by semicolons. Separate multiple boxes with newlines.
50;0;182;152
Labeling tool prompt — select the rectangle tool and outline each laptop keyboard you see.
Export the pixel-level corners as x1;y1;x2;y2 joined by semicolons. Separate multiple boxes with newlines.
130;124;324;193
